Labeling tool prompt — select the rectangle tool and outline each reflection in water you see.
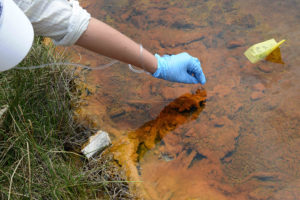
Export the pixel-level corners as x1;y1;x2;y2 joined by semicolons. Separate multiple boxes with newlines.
73;0;300;199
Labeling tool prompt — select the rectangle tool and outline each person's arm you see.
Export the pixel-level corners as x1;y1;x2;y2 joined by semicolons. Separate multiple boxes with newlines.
76;17;158;73
16;0;206;84
75;17;206;85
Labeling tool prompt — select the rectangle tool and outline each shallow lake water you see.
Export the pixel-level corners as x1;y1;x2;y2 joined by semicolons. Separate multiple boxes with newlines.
72;0;300;199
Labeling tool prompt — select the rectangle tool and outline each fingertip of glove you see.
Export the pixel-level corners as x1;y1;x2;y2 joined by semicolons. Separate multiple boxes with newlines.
192;71;205;85
199;73;206;84
183;75;199;84
191;59;206;84
200;79;206;85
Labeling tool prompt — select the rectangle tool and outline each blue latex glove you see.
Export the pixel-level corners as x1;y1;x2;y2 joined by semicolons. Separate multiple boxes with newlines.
152;52;206;84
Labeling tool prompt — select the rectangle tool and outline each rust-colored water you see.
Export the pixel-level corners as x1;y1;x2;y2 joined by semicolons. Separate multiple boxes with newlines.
73;0;300;199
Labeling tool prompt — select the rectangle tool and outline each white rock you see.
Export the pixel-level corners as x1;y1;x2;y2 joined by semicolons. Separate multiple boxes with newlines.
0;105;8;124
81;130;111;159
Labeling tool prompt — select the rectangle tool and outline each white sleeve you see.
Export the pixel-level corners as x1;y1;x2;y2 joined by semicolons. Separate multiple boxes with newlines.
13;0;91;46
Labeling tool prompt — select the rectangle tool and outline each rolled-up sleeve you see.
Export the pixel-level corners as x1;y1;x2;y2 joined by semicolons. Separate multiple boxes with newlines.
14;0;91;46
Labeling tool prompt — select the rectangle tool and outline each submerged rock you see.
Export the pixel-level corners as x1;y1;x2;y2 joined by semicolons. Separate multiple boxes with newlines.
257;64;273;73
226;39;245;49
252;83;265;91
250;91;264;101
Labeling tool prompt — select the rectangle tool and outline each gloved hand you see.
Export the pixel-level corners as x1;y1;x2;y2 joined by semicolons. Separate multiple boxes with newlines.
152;52;206;84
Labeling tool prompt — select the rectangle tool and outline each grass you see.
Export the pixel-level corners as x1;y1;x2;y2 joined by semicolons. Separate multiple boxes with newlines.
0;37;134;200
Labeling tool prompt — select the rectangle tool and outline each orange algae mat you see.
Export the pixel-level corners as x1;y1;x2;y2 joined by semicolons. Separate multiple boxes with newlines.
73;0;300;199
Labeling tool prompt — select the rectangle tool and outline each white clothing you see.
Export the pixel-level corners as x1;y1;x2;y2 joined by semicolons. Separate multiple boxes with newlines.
13;0;91;46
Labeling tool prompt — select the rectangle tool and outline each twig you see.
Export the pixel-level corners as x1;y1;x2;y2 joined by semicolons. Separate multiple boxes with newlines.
27;142;32;200
8;156;24;200
47;150;84;158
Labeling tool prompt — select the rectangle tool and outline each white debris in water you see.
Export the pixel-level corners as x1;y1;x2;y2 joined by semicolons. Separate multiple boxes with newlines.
81;130;111;159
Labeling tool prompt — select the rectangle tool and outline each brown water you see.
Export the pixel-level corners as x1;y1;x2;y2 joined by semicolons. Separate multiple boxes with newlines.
73;0;300;199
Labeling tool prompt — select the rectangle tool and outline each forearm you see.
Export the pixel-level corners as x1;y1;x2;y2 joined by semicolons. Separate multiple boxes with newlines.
76;17;158;73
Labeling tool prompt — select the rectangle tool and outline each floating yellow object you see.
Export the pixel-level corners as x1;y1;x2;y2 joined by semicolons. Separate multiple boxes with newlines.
244;39;285;63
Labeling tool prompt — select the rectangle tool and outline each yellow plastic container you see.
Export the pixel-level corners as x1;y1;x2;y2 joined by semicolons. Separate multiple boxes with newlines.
244;39;285;63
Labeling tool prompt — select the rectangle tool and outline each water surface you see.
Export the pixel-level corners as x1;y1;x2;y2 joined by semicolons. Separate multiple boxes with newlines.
73;0;300;199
